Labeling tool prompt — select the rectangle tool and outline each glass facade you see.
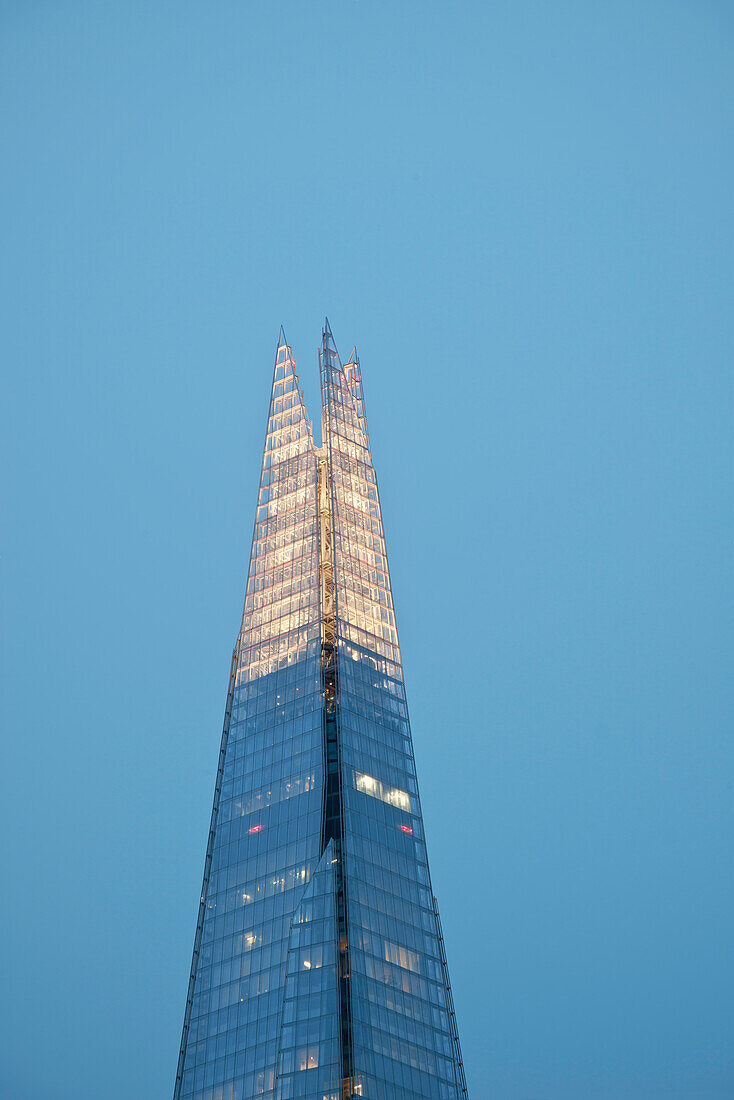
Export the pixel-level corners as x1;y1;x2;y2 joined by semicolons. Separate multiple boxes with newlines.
174;324;467;1100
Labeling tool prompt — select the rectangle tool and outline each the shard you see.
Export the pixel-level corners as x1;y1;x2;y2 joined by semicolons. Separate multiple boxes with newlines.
174;323;468;1100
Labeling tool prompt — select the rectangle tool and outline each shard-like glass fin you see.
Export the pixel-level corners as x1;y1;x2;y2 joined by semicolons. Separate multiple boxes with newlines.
176;325;467;1100
174;339;323;1100
275;840;342;1100
343;349;369;448
321;329;468;1100
320;330;394;656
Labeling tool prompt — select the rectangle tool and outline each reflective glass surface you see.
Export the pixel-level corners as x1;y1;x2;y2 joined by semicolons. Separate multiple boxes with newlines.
322;332;467;1099
275;840;341;1100
175;327;466;1100
175;339;327;1100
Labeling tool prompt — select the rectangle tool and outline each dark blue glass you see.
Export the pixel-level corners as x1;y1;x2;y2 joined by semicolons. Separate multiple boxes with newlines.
174;327;467;1100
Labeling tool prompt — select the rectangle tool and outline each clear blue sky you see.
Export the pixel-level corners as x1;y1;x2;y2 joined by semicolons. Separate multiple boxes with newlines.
2;3;732;1098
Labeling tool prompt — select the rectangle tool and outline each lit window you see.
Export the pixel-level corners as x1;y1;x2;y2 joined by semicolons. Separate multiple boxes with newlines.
384;940;420;973
354;770;411;815
297;1045;320;1071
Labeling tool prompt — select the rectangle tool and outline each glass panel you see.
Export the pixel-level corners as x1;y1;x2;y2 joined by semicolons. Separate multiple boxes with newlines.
321;330;467;1099
176;326;467;1100
275;840;341;1100
175;337;323;1100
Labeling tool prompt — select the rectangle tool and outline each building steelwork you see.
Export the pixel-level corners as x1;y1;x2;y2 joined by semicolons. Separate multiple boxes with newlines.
174;322;467;1100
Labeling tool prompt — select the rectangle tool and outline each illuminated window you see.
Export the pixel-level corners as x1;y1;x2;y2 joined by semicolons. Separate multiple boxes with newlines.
353;770;411;814
297;1045;319;1071
384;940;421;973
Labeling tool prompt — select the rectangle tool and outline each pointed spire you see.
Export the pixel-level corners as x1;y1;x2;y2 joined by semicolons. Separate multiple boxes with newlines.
274;325;292;370
320;317;340;364
342;346;369;445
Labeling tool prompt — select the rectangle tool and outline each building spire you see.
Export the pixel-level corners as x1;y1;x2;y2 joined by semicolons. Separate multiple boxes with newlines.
343;345;370;449
174;321;468;1100
277;324;287;349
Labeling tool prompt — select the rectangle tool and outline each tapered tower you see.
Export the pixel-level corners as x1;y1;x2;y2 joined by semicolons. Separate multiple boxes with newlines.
174;323;467;1100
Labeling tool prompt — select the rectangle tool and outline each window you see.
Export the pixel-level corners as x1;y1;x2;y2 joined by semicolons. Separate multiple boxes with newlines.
353;770;411;814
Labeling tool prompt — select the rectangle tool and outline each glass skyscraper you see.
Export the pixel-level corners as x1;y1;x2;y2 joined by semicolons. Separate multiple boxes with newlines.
174;323;467;1100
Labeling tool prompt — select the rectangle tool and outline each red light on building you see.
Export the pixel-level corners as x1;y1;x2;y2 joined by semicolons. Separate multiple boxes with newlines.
248;824;262;834
399;824;413;834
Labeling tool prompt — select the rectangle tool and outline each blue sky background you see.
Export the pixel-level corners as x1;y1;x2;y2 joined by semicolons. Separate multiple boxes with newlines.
1;3;732;1098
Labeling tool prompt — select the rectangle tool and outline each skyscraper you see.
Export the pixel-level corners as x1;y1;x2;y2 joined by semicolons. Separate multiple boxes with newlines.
174;323;467;1100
